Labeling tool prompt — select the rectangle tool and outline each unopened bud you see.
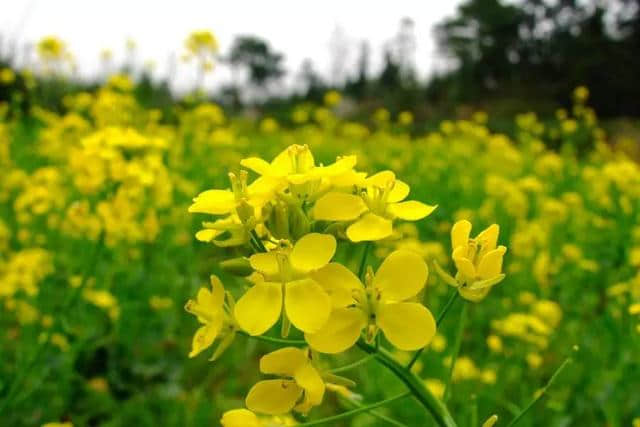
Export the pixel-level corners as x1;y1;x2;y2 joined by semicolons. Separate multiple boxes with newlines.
219;257;253;276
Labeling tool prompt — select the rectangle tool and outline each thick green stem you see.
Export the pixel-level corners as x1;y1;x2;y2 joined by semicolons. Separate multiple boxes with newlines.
357;341;458;427
298;391;410;426
0;232;105;414
407;291;459;369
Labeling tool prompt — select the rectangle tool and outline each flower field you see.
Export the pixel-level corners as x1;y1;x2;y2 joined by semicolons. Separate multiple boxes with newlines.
1;71;639;426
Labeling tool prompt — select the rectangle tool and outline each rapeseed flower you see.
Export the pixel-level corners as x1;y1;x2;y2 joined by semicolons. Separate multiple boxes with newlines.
435;220;507;302
315;170;436;242
246;347;324;415
234;233;335;335
305;250;436;352
185;275;237;360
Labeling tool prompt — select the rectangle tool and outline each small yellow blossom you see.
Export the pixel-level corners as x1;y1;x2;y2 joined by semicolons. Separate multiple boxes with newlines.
435;220;507;301
246;347;325;415
185;275;236;360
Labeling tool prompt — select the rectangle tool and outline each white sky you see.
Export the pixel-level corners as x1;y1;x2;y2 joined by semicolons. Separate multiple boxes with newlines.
1;0;461;93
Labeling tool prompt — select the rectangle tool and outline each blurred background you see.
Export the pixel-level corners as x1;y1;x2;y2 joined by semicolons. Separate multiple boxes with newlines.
2;0;639;121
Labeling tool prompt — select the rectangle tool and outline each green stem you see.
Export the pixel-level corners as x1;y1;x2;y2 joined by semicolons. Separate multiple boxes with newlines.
340;396;409;427
0;232;105;414
297;391;410;426
328;354;376;374
357;241;371;280
506;355;573;427
357;341;458;427
239;331;306;346
407;291;459;370
444;303;468;402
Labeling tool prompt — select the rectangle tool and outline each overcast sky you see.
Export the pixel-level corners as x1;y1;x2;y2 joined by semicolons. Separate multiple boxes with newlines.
1;1;461;93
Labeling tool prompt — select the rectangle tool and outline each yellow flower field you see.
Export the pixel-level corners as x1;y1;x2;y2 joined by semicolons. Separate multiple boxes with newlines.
1;66;639;426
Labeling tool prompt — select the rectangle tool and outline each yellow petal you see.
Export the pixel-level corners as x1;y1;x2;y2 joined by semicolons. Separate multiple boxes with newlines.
330;170;367;187
305;307;366;354
387;180;409;203
234;282;282;335
270;147;297;174
249;252;280;276
373;250;428;302
241;157;278;177
189;321;222;358
313;192;367;221
476;224;500;256
453;246;476;279
366;170;395;187
388;201;437;221
346;214;393;242
248;176;280;198
221;409;261;427
477;246;507;280
310;263;362;307
315;155;357;177
285;279;331;333
246;379;303;415
290;233;336;272
451;220;472;250
377;302;436;351
188;189;235;214
210;275;225;308
293;362;325;411
195;229;220;242
260;347;309;377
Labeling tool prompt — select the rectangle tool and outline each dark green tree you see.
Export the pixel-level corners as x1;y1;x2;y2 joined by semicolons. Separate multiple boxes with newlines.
227;36;285;100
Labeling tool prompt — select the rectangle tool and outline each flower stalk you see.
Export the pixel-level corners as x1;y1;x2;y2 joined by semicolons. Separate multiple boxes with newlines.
357;340;459;427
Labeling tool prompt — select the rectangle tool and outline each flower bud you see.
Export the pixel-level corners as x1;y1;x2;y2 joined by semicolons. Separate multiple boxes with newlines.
219;257;252;276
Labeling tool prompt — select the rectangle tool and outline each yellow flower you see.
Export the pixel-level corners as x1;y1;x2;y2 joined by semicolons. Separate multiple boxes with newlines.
83;289;120;320
235;233;336;335
37;36;67;61
398;111;414;125
221;409;297;426
0;68;15;85
323;90;342;107
436;220;506;302
241;144;356;191
526;352;543;369
486;335;503;353
305;250;436;352
185;275;236;360
189;170;277;246
573;86;589;103
315;170;436;242
184;29;219;56
424;379;445;399
246;347;325;415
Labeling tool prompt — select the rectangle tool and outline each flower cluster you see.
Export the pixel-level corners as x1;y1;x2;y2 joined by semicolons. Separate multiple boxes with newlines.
185;144;506;424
